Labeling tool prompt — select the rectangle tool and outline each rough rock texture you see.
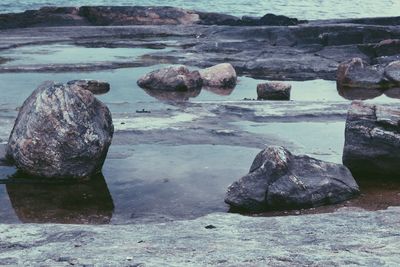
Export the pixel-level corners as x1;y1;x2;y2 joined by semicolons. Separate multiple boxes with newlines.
1;209;400;266
359;39;400;57
137;66;203;91
384;60;400;84
6;81;114;179
199;63;237;88
79;6;200;26
142;87;201;102
343;101;400;179
337;58;385;89
257;82;292;100
67;79;110;95
225;146;359;211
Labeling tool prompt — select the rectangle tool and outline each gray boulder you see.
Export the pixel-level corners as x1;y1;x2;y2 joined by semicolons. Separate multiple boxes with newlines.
137;66;203;91
343;101;400;179
67;79;110;95
225;146;359;211
199;63;237;88
337;58;385;89
384;60;400;84
257;82;291;100
6;81;114;179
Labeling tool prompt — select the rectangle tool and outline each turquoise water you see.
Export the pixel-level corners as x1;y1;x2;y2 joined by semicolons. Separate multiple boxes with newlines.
0;0;399;19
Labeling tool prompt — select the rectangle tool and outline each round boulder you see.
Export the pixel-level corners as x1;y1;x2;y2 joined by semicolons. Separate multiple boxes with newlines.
225;146;359;211
6;81;114;179
257;82;291;100
337;58;384;89
137;65;203;91
384;60;400;84
199;63;237;88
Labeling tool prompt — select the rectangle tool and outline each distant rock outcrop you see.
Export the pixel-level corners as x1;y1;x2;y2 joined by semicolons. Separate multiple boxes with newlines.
225;146;359;211
6;81;114;179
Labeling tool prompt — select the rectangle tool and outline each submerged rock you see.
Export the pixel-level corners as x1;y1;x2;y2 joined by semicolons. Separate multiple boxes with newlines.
6;81;114;179
137;66;203;91
337;58;385;89
257;82;291;100
225;146;359;211
199;63;237;88
343;101;400;179
67;79;110;95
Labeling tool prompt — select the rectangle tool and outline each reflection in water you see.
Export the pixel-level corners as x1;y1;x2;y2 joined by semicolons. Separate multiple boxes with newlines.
142;87;201;103
142;85;236;103
337;85;400;101
6;173;114;224
203;86;235;96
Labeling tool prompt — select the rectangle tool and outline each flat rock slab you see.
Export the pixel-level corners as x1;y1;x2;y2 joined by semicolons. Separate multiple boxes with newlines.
0;208;399;266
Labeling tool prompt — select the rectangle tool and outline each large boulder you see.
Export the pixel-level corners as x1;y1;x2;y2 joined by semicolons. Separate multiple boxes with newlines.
67;79;110;95
225;146;359;212
137;66;203;91
6;81;114;179
257;82;291;100
199;63;237;88
337;58;385;89
343;101;400;179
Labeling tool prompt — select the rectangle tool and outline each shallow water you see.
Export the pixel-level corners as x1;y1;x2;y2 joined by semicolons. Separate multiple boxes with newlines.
0;144;259;224
1;0;400;20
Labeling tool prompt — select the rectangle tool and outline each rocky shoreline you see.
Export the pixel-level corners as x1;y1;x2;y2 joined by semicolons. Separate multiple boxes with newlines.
1;5;400;265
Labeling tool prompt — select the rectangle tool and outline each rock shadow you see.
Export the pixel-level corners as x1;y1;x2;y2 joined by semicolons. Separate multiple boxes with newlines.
6;172;114;224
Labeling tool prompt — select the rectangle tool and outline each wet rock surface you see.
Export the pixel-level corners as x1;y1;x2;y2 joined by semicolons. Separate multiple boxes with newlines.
66;79;110;95
137;65;203;91
257;82;291;100
1;208;399;266
6;81;114;179
343;101;400;179
225;146;359;211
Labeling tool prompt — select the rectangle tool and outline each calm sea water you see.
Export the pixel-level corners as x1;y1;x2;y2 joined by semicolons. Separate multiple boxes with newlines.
0;0;399;19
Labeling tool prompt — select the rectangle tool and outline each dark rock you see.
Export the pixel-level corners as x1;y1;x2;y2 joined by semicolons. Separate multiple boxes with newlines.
337;58;385;89
258;13;302;26
337;86;383;100
360;39;400;57
225;146;359;211
142;87;201;102
197;12;240;26
67;79;110;95
205;225;217;229
79;6;200;26
343;101;400;179
257;82;291;100
137;66;203;91
384;60;400;84
6;81;114;179
0;7;89;29
199;63;237;88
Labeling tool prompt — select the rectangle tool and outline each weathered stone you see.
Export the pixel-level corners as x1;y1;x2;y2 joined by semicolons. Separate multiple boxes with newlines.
337;86;383;100
225;146;359;211
142;87;201;102
384;60;400;84
360;39;400;57
337;58;385;89
137;66;203;91
67;79;110;95
79;6;200;26
199;63;237;88
6;81;114;179
257;82;291;100
343;101;400;179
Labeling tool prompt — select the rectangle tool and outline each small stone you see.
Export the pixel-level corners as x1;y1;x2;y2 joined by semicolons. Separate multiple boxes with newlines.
205;225;217;229
257;82;291;100
67;79;110;95
199;63;237;88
